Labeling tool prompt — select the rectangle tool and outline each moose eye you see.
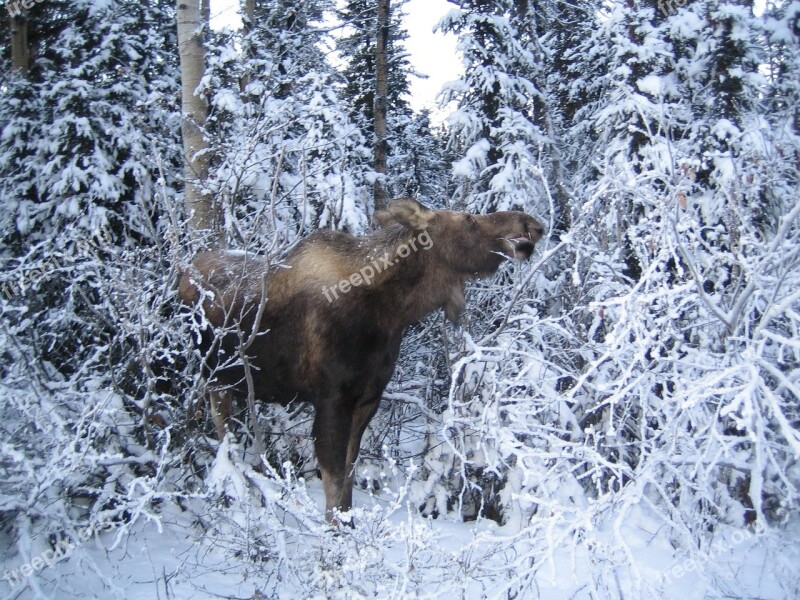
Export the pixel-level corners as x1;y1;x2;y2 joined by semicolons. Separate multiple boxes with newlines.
465;214;477;229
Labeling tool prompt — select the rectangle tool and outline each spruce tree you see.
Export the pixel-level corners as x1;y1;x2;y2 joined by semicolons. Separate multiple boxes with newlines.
0;0;181;247
440;0;551;215
202;0;370;237
337;0;415;209
387;110;449;204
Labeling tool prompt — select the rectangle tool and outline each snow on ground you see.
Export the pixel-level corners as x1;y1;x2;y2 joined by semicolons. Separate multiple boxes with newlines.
2;463;797;600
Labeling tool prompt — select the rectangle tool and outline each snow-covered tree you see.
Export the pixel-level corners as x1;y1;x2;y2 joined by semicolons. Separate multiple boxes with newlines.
439;0;552;216
762;0;800;220
337;0;418;210
427;0;799;555
386;110;449;204
0;0;180;247
337;0;414;135
201;0;370;240
0;0;191;586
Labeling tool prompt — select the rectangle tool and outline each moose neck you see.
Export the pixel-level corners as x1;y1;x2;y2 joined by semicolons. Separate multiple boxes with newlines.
369;226;468;328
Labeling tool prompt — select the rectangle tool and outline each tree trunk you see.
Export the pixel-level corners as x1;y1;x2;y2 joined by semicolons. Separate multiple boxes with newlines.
243;0;255;29
373;0;390;211
9;9;30;74
177;0;220;247
238;0;256;93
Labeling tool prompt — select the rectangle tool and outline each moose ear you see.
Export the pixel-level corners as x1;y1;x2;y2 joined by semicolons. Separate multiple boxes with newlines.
387;198;434;231
372;210;396;229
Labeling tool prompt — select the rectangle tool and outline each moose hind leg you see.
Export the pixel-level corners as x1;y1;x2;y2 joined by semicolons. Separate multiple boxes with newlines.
342;397;381;511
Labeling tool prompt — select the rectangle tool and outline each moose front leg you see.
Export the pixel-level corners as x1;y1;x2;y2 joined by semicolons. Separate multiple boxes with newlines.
312;403;352;523
209;389;233;440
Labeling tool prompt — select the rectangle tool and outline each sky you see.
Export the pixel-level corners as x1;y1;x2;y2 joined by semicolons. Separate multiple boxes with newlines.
208;0;462;118
399;0;462;116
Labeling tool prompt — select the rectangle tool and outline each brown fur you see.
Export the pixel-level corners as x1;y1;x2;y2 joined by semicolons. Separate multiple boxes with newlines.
179;198;543;522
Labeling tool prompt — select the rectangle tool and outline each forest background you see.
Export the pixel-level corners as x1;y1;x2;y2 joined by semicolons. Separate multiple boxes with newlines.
1;0;799;597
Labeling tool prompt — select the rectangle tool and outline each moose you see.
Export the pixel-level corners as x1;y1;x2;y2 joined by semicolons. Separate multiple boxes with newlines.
179;198;544;522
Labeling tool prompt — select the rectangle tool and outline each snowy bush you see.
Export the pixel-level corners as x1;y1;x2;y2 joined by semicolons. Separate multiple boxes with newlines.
1;0;799;597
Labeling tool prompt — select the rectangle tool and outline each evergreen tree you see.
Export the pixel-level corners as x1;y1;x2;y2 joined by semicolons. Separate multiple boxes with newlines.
0;1;187;550
0;0;181;248
762;0;800;222
764;0;800;139
337;0;416;209
337;0;413;133
387;110;449;204
439;0;550;215
545;0;605;191
0;0;182;388
565;0;770;275
202;0;370;238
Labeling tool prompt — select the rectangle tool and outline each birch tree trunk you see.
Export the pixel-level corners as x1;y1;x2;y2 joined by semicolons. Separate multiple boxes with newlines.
9;9;30;74
373;0;390;211
177;0;220;247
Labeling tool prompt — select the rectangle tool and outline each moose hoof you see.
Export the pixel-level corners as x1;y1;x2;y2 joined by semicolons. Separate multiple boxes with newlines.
326;510;355;529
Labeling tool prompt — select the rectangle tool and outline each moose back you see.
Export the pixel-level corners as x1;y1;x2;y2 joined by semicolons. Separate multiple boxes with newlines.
179;198;544;521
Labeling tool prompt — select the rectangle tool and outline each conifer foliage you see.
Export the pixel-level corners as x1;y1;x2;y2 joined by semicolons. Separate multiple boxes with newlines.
0;0;798;596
